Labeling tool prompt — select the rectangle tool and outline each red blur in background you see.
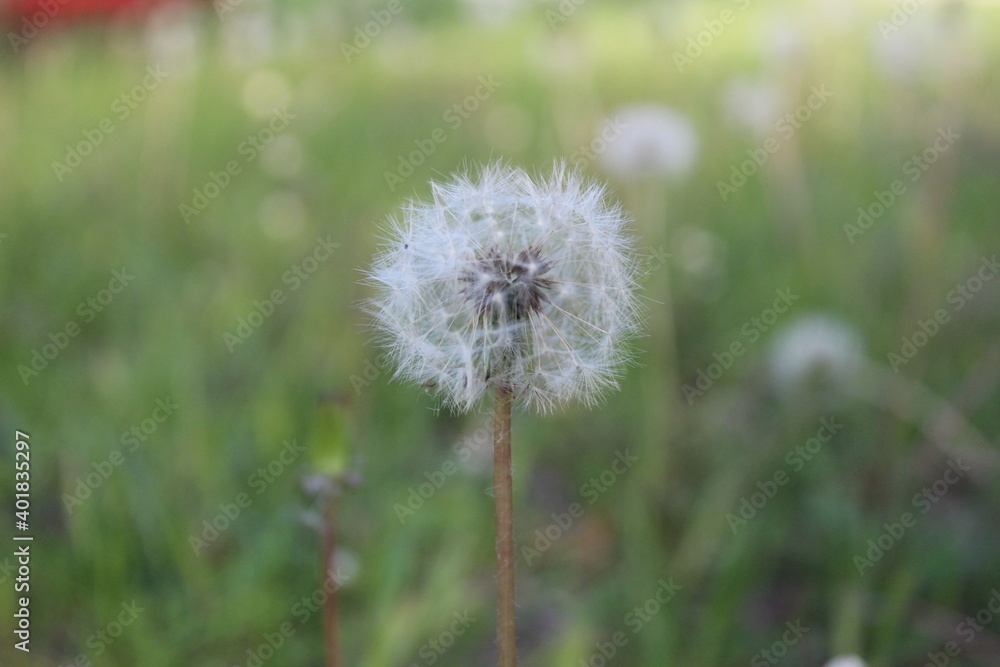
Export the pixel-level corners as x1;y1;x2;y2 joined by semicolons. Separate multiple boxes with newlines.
5;0;198;23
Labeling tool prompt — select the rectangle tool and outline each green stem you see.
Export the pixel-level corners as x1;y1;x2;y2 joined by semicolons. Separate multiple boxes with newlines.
323;491;341;667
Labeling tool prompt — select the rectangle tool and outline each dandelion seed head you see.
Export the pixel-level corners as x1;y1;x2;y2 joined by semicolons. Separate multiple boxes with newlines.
767;313;865;398
365;162;643;413
599;105;699;180
823;656;868;667
722;77;783;138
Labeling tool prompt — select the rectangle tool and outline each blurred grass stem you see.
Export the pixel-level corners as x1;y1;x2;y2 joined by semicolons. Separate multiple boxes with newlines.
323;490;341;667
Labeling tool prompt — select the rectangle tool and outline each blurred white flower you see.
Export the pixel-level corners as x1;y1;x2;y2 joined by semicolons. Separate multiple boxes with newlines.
222;10;277;69
823;655;868;667
874;12;981;84
599;106;698;180
462;0;528;25
763;17;806;63
722;77;783;137
330;547;360;586
874;26;928;83
767;313;865;395
301;473;336;499
813;0;858;31
144;3;200;77
366;163;643;413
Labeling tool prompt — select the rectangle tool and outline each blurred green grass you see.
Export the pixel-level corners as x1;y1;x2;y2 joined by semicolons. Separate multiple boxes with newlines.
1;1;1000;665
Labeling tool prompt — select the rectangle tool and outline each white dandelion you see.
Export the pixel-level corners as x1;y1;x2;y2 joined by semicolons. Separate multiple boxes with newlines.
364;162;643;666
873;12;981;86
598;105;699;180
767;313;865;398
823;656;868;667
462;0;528;25
722;77;783;138
144;3;201;78
365;162;643;414
763;17;807;64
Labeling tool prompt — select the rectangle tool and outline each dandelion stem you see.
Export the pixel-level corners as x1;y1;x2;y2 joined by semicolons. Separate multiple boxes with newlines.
493;388;517;666
322;490;341;667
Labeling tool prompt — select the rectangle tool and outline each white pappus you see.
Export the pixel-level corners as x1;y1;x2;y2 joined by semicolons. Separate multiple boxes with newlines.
365;162;644;413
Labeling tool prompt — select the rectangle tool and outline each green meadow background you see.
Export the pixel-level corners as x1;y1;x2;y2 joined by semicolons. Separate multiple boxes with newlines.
1;0;999;665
